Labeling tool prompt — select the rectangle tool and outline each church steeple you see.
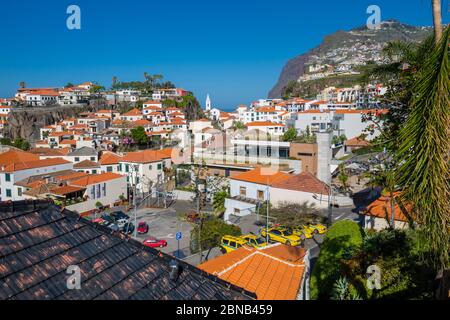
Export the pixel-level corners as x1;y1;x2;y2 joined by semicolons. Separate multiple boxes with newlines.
205;94;211;111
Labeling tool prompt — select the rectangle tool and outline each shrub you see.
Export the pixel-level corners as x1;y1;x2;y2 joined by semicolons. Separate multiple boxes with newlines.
190;217;241;254
310;220;363;299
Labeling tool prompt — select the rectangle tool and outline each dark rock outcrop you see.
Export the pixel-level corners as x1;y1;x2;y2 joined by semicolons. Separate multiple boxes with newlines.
6;105;101;142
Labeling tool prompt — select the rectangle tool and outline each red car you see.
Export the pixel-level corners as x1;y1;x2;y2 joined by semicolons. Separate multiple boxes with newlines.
137;221;149;234
143;237;167;248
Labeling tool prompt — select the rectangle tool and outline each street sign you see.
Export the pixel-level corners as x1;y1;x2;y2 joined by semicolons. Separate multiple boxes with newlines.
176;232;182;241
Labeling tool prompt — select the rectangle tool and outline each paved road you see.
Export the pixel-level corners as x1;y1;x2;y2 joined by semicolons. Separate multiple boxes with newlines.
106;199;361;267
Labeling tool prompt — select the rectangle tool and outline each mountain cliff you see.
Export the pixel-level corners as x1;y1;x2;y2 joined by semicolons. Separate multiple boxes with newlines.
268;20;432;98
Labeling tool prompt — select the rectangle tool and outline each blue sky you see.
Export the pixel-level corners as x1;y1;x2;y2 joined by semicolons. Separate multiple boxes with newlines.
0;0;448;110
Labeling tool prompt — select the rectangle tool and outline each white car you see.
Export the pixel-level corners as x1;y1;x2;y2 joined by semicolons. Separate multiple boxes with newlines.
116;218;129;229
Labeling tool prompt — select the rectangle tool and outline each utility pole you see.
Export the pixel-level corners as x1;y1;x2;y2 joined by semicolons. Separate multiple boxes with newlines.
327;183;333;228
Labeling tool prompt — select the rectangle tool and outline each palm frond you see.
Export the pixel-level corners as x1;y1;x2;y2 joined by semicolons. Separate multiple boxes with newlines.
395;27;450;268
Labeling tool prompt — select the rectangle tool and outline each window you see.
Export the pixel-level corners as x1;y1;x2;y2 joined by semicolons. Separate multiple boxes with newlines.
149;165;152;170
102;183;106;197
157;163;162;170
96;184;101;198
125;164;130;173
229;241;237;248
298;152;313;157
92;170;97;174
118;164;122;171
17;188;22;196
75;157;80;162
91;186;96;199
257;190;264;201
6;189;11;197
239;186;246;196
90;157;95;161
107;166;113;172
5;173;11;182
271;230;281;236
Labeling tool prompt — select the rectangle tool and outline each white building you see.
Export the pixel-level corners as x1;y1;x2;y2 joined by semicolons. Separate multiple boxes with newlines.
224;168;330;222
0;150;73;201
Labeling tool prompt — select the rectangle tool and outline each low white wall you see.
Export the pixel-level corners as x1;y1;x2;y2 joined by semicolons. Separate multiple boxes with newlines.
173;190;196;201
224;198;257;222
270;188;329;209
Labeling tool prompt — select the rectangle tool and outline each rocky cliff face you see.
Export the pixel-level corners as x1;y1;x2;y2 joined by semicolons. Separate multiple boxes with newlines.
6;105;100;142
268;20;432;98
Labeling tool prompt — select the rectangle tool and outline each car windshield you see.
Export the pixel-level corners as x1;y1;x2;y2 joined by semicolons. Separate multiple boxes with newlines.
282;230;293;236
255;238;265;245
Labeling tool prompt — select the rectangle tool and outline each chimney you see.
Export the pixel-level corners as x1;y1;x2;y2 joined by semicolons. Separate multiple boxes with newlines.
316;131;332;185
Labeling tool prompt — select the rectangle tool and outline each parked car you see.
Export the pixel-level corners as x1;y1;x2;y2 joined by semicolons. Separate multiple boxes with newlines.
101;214;115;224
137;221;149;234
260;227;302;246
116;218;128;229
142;237;167;248
240;234;267;248
220;235;247;253
121;222;135;235
92;218;104;224
306;223;327;234
111;211;130;221
289;226;314;239
108;223;120;232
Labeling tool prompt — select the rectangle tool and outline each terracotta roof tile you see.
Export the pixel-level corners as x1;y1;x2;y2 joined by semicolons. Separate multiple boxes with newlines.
70;172;124;186
271;172;329;195
231;168;291;185
199;243;306;300
99;152;122;165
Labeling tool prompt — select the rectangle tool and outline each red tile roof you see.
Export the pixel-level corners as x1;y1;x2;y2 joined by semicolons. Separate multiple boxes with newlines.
364;192;411;222
271;172;329;195
1;158;71;173
121;150;168;163
199;243;306;300
99;152;122;165
246;121;285;127
231;167;291;185
70;172;124;186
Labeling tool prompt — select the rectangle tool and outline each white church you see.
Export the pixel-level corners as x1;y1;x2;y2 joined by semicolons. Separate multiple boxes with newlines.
205;94;221;121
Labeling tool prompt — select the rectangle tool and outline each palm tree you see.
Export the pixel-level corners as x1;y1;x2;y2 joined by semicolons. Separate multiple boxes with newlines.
395;26;450;268
432;0;443;44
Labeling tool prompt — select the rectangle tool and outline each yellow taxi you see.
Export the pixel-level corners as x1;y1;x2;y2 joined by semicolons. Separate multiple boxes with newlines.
220;235;248;253
286;226;314;239
307;223;328;234
240;234;268;248
260;227;302;246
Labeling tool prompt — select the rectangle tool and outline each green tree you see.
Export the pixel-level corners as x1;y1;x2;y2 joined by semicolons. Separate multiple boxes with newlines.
190;217;241;254
269;201;323;227
13;138;30;151
282;127;298;142
232;121;246;130
130;126;149;145
395;27;450;268
212;190;229;216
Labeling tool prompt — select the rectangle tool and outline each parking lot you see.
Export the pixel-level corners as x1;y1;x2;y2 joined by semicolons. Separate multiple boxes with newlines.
99;199;360;266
